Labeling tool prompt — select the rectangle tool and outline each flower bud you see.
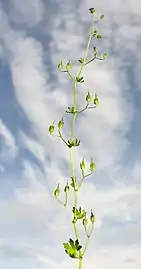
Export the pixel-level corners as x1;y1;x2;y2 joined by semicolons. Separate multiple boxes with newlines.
94;94;99;106
100;14;104;20
93;46;98;54
64;181;70;194
90;210;96;223
86;91;91;103
90;158;96;173
58;118;64;129
102;53;107;60
58;60;63;69
97;34;102;39
82;217;88;227
66;60;71;71
80;158;85;170
49;124;55;135
54;183;60;198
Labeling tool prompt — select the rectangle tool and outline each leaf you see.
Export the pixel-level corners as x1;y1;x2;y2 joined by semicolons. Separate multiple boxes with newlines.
69;238;75;249
63;239;78;259
76;76;84;83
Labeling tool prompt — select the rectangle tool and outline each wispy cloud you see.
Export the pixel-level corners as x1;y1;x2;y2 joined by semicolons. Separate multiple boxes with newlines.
0;118;18;162
0;0;141;268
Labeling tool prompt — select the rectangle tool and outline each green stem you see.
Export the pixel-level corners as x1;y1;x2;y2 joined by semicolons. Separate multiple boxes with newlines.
83;223;94;256
68;14;95;269
79;257;83;269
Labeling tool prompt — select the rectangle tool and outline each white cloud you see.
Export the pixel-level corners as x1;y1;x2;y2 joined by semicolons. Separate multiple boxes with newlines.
0;119;18;161
19;131;46;164
0;1;141;269
9;0;44;26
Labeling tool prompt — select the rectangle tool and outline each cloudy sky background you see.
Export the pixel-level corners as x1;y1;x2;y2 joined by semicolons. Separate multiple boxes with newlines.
0;0;141;268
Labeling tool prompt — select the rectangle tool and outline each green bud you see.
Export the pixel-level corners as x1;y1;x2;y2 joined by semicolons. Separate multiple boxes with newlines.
94;93;99;106
66;60;71;71
58;118;64;129
89;8;95;14
64;181;70;194
100;14;104;20
54;183;60;198
90;210;96;223
90;158;96;172
80;158;85;170
97;34;102;39
58;60;63;69
82;217;88;227
102;53;107;60
93;46;98;54
86;91;91;103
49;124;55;135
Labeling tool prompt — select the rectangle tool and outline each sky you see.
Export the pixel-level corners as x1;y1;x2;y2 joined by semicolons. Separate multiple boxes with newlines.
0;0;141;268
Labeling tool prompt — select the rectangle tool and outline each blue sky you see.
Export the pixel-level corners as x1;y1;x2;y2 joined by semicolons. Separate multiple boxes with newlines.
0;0;141;268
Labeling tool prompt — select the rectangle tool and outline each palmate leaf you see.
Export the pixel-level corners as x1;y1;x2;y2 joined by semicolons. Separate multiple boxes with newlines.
69;238;75;249
63;238;82;259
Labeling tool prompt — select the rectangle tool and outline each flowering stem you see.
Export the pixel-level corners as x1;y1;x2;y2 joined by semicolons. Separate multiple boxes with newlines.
50;7;107;269
68;13;95;269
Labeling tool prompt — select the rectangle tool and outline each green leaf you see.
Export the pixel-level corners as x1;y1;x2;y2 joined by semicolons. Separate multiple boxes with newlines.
69;238;75;249
63;239;78;259
75;239;82;251
70;177;76;189
78;58;84;63
76;76;84;83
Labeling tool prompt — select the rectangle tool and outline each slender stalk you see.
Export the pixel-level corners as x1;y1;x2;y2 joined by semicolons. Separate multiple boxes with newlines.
68;14;95;269
49;8;107;269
